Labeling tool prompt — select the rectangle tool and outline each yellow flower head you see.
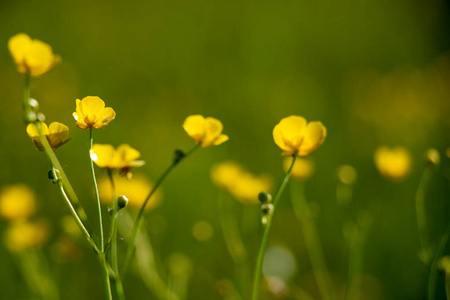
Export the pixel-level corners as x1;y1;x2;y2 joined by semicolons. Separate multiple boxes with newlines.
3;220;48;253
273;115;327;156
337;165;358;185
183;115;229;148
211;161;244;190
283;157;314;180
90;144;145;177
98;175;161;211
73;96;116;129
211;161;272;204
8;33;61;77
26;122;70;151
374;146;412;181
0;184;37;221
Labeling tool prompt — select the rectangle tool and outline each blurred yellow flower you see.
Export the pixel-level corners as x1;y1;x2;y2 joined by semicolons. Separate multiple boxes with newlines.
374;146;412;181
283;157;314;180
26;122;70;151
8;33;61;77
73;96;116;129
273;115;327;156
211;161;272;204
98;175;161;211
183;115;229;148
337;165;357;185
0;184;36;221
90;144;145;177
3;220;48;253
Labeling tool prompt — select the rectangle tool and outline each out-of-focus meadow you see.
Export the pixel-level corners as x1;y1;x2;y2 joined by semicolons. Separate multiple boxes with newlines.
1;0;450;299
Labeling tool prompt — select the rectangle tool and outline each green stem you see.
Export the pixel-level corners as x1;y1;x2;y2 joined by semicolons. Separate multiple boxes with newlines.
291;182;334;300
99;253;113;300
107;170;126;300
428;221;450;300
416;167;432;263
218;191;248;299
121;145;199;277
90;127;104;252
23;75;97;252
251;154;297;300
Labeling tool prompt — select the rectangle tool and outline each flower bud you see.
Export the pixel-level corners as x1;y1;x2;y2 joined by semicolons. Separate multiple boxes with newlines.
25;111;37;123
258;192;272;204
117;195;129;209
174;149;185;164
28;98;40;111
261;203;274;216
425;149;440;167
37;113;46;122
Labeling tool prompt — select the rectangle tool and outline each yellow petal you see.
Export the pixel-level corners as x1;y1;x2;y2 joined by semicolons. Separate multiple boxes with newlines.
8;33;32;72
81;96;105;125
298;121;327;156
273;116;307;154
202;117;224;147
213;134;229;146
114;144;142;168
47;122;69;148
26;122;48;151
93;107;116;129
90;144;115;168
26;40;56;77
183;115;205;142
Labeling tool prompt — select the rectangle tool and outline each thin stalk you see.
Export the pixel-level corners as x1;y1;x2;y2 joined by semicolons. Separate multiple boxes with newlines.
107;170;126;300
218;191;247;299
23;75;97;252
416;167;432;263
90;127;104;252
428;221;450;300
99;253;113;300
121;144;199;277
251;154;297;300
291;182;334;300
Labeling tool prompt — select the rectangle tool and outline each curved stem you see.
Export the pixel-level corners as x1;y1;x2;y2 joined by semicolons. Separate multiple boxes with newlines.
291;182;335;300
99;253;113;300
23;75;97;252
121;145;199;277
416;167;432;264
428;221;450;300
90;127;104;252
107;170;126;300
251;155;297;300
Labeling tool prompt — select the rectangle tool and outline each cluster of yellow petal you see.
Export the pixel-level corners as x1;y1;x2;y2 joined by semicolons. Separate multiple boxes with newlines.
211;161;272;204
3;220;48;253
183;115;229;148
273;115;327;156
90;144;145;177
73;96;116;129
98;175;161;211
26;122;70;151
0;184;37;221
374;146;412;181
283;157;315;180
8;33;60;77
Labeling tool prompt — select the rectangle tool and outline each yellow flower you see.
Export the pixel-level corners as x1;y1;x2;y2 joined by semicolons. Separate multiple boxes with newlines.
211;161;244;190
90;144;145;177
26;122;70;151
374;146;412;181
283;157;314;180
3;220;48;253
273;115;327;156
183;115;229;148
337;165;357;185
73;96;116;129
211;161;272;204
8;33;60;77
98;175;161;211
0;184;37;221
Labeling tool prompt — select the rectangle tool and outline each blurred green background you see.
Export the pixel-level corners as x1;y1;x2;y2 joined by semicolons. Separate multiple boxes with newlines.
1;0;450;299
